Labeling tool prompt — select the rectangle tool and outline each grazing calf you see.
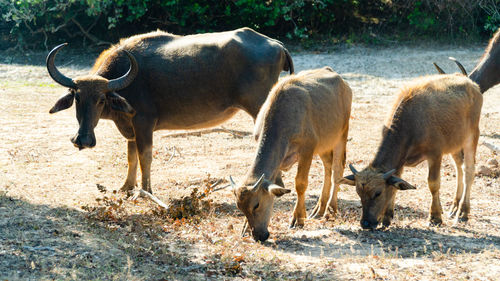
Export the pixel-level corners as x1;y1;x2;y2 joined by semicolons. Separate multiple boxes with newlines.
341;74;482;229
231;67;352;241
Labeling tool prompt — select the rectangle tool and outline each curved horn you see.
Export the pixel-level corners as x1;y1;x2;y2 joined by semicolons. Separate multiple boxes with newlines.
448;57;467;76
229;176;237;189
252;174;265;191
107;50;138;91
46;43;77;88
382;169;396;180
433;62;446;74
349;164;358;175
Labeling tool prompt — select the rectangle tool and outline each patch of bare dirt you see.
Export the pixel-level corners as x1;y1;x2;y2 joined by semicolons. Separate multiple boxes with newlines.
1;44;499;280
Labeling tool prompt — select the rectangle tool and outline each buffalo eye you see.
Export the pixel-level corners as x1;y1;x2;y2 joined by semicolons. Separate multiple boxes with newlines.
373;191;382;199
253;203;260;211
97;97;105;105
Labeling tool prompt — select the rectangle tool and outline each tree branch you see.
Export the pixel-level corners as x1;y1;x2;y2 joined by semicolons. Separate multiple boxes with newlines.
71;18;111;46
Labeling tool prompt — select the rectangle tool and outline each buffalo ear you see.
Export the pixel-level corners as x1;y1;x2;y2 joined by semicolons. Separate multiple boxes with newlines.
269;184;291;198
49;92;74;113
387;176;416;190
106;92;135;115
338;174;355;186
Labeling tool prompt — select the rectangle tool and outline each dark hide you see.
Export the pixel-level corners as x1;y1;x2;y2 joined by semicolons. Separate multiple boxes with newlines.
469;28;500;93
47;27;294;193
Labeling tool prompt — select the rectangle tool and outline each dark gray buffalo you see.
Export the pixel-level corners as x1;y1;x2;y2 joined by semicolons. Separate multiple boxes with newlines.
434;27;499;93
47;28;294;193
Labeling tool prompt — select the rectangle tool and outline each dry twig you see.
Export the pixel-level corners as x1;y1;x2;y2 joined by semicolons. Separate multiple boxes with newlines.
162;127;251;139
482;141;500;153
132;189;169;209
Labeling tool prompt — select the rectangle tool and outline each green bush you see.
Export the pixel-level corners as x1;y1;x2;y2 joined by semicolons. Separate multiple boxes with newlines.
0;0;498;49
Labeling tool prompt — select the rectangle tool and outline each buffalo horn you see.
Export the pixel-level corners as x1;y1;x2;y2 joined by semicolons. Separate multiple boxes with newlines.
46;43;77;88
241;219;249;237
348;164;358;175
107;50;138;91
433;62;446;74
448;57;467;76
229;176;237;189
252;174;265;191
382;169;396;180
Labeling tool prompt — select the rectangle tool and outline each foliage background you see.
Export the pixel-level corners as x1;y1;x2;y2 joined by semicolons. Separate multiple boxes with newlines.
1;0;500;50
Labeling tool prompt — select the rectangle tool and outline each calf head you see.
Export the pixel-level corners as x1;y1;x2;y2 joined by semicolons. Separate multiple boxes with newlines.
46;43;137;149
230;174;290;242
340;164;416;230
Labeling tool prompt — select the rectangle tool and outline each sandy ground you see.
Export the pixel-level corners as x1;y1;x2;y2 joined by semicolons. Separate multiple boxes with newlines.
0;44;499;280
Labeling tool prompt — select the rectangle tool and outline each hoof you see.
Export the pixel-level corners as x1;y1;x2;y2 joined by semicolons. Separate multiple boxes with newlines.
120;183;136;193
382;220;392;228
448;206;458;218
289;217;305;229
448;210;457;219
308;202;326;219
456;215;469;223
121;189;136;198
428;218;443;227
308;210;324;219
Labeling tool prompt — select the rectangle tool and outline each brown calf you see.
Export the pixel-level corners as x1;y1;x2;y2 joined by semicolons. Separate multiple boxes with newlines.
341;74;482;229
231;67;352;241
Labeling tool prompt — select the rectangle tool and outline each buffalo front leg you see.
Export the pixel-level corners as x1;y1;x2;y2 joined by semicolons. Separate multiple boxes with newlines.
427;155;443;226
120;140;138;192
275;171;285;187
290;149;314;228
135;124;154;194
382;193;396;228
383;168;402;227
309;151;333;219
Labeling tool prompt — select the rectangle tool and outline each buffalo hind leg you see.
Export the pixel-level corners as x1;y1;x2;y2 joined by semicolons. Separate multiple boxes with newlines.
290;148;314;228
449;150;464;218
427;155;443;226
456;131;479;223
327;136;348;217
309;150;333;219
120;140;138;193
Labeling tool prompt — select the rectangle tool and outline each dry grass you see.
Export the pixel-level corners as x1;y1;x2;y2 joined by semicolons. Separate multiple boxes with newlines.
0;45;499;280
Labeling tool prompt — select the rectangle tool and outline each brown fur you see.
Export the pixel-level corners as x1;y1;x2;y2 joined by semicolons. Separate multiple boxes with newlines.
91;30;177;74
479;28;500;62
341;74;482;229
233;67;352;241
